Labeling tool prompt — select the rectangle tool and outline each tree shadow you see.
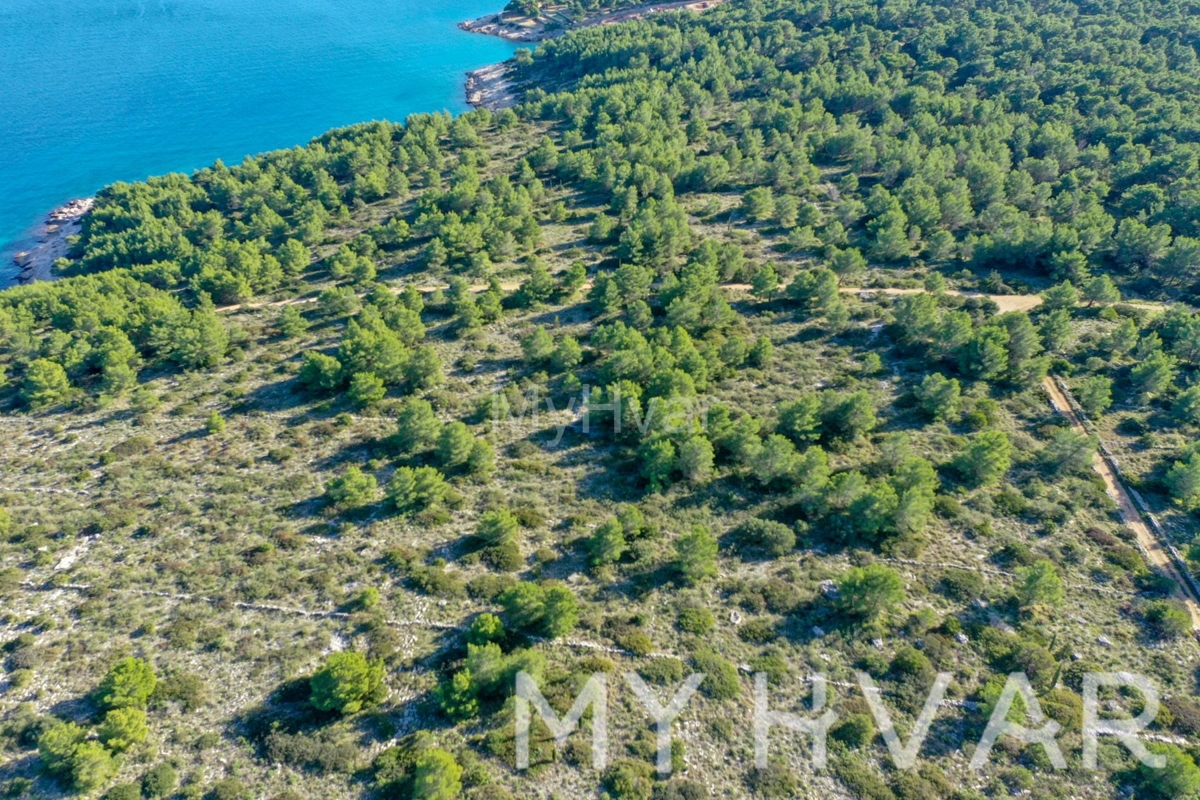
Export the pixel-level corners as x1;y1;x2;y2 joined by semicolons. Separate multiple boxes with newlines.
228;373;320;417
43;693;98;726
160;427;208;447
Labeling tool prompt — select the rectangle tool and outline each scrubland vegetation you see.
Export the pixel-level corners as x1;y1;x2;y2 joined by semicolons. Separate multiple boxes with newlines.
4;0;1200;797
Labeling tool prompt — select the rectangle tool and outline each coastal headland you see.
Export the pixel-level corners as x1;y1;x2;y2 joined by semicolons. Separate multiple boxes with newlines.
9;198;92;285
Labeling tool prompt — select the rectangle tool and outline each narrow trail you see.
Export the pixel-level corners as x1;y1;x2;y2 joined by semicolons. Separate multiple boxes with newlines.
573;0;728;30
218;281;529;313
1043;376;1200;630
219;280;1049;315
14;580;656;660
842;286;1044;313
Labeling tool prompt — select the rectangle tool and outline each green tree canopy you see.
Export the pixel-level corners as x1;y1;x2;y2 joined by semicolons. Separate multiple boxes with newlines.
954;430;1013;487
675;526;718;585
98;707;150;752
324;466;378;510
1015;560;1064;608
310;651;386;714
97;657;157;711
835;564;906;620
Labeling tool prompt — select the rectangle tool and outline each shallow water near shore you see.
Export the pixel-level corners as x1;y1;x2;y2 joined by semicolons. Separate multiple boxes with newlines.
0;0;516;285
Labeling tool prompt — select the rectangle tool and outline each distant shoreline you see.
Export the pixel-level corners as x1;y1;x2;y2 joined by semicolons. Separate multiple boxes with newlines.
7;11;534;288
8;198;92;286
11;52;514;290
459;12;544;43
459;1;728;115
458;0;726;43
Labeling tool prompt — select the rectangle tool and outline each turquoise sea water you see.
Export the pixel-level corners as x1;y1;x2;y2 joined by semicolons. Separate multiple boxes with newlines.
0;0;516;281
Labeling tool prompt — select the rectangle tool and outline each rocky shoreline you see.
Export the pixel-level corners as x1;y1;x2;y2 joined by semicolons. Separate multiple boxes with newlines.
465;61;518;111
458;13;545;43
10;198;92;285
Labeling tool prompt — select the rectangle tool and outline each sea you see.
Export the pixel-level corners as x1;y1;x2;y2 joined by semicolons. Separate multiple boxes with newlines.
0;0;517;284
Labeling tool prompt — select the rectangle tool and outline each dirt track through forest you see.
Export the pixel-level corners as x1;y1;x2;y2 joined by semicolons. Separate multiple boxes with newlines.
219;281;1048;314
1042;376;1200;630
841;286;1044;312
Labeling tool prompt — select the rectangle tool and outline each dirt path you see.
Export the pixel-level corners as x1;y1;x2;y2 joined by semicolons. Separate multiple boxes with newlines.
576;0;726;29
227;265;1174;317
219;280;530;313
840;286;1044;312
1042;376;1200;630
221;281;1047;315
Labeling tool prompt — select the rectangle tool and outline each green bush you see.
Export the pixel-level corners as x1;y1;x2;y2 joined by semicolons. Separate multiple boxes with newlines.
836;564;906;620
264;729;359;774
831;754;895;800
70;741;119;793
0;565;20;596
691;649;740;700
731;518;795;558
106;784;141;800
747;762;798;798
677;606;715;634
205;411;226;435
938;569;984;601
1135;744;1200;799
152;670;209;712
388;466;449;512
636;657;686;685
408;564;466;598
463;618;501;647
675;526;718;585
482;541;524;572
467;574;515;601
38;721;85;776
142;763;178;799
602;759;655;800
476;509;519;547
615;630;655;656
890;646;934;680
412;747;463;800
209;779;250;800
498;582;578;638
832;713;876;748
1144;600;1192;640
737;619;777;643
324;466;378;510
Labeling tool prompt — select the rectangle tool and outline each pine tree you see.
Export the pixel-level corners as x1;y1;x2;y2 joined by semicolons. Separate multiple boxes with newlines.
675;526;718;585
310;652;386;714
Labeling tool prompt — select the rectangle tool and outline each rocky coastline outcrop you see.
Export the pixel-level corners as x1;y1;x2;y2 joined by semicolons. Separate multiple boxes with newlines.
465;62;518;111
10;197;93;285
